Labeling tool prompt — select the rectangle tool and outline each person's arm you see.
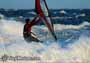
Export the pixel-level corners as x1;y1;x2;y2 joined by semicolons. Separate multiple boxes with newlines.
32;18;41;25
31;15;41;25
31;15;38;24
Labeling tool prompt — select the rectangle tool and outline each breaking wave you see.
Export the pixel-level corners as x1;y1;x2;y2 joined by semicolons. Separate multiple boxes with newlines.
0;19;90;63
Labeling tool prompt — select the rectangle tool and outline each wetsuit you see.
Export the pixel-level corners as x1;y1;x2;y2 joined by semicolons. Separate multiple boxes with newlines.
23;16;41;42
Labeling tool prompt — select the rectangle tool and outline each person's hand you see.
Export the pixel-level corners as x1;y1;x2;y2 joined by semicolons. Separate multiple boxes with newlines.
37;14;40;17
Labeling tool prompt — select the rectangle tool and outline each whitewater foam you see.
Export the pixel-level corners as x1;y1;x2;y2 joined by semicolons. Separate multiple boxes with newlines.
0;19;90;63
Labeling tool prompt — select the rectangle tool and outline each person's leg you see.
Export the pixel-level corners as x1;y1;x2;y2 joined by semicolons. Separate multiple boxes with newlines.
31;36;43;42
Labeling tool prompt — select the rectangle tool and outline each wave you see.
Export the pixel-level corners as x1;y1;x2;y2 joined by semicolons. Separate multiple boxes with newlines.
0;19;90;63
54;21;90;31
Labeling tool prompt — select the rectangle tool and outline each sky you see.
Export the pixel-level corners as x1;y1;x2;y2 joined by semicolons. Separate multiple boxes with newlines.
0;0;90;9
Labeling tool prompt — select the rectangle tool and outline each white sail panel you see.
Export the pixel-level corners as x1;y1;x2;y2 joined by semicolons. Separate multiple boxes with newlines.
40;0;49;16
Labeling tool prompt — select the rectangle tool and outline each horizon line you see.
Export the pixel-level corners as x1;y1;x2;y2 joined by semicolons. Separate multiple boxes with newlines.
0;8;90;10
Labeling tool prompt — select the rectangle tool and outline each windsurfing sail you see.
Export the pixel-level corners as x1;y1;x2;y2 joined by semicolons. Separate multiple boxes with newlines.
35;0;57;40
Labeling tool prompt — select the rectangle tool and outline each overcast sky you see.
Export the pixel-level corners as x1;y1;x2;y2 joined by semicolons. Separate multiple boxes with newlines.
0;0;90;9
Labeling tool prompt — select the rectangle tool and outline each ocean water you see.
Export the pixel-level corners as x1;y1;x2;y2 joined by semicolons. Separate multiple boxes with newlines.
0;19;90;63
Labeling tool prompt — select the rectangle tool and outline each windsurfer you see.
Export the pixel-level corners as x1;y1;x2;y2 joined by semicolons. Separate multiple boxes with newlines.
23;15;42;42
